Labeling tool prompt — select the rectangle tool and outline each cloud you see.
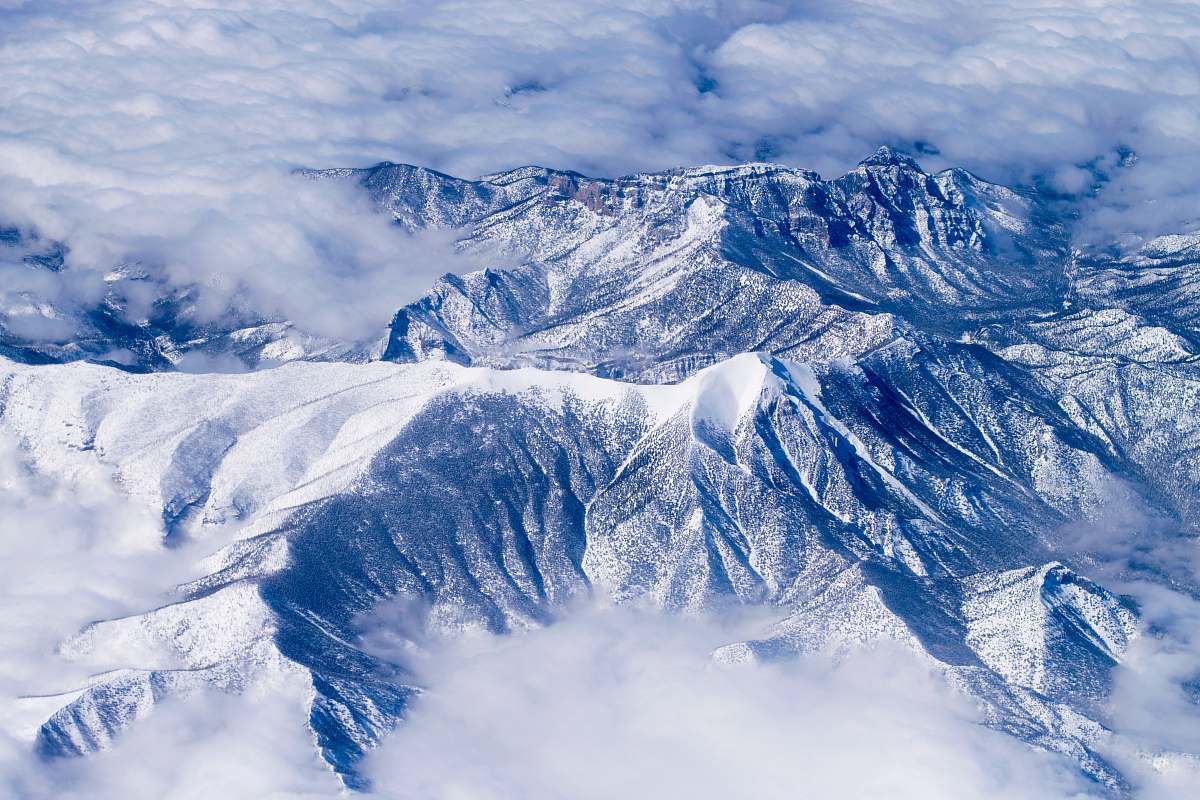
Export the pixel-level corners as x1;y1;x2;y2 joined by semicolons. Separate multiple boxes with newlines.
1100;583;1200;800
4;689;344;800
0;423;344;800
2;1;1199;350
363;603;1095;800
1048;477;1200;586
0;159;476;343
0;426;234;789
701;1;1200;241
0;427;180;698
1046;480;1200;798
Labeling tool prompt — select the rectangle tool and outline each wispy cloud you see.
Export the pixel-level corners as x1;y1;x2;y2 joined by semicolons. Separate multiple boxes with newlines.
1048;479;1200;798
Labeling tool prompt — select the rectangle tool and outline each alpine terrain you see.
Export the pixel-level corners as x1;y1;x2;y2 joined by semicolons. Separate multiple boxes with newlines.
3;147;1198;795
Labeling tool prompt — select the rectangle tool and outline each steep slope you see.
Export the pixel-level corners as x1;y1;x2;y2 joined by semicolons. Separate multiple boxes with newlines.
317;148;1068;382
0;348;1148;792
4;148;1199;796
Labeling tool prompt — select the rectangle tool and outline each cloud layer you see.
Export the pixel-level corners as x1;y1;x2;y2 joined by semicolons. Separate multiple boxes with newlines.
1;1;1199;344
364;605;1096;800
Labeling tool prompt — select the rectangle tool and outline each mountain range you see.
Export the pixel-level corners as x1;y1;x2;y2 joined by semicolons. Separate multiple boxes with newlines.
3;147;1198;795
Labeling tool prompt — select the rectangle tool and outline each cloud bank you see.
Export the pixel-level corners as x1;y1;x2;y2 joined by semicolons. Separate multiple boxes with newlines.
1;1;1199;345
364;605;1096;800
0;429;182;701
0;424;344;799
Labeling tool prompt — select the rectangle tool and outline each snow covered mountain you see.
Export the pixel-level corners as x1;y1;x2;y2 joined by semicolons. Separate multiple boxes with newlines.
351;149;1059;375
3;148;1198;795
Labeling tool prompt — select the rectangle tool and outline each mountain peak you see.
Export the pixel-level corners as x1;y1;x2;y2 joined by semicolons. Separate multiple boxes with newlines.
858;145;923;170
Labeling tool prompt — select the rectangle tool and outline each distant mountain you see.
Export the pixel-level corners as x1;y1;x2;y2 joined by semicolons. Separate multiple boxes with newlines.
4;149;1199;795
317;147;1067;382
0;235;372;372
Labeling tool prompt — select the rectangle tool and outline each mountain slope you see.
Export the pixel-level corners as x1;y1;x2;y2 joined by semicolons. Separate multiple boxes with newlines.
0;350;1145;792
4;148;1199;795
311;148;1067;382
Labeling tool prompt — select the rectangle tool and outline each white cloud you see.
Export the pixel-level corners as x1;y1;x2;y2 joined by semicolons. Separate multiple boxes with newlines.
1049;478;1200;586
702;1;1200;240
0;428;179;701
2;1;1199;348
1100;583;1200;800
4;689;344;800
364;604;1095;800
1047;481;1200;798
0;425;341;799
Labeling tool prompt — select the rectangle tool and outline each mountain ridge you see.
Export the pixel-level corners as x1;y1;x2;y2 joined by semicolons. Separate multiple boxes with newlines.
3;147;1199;795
